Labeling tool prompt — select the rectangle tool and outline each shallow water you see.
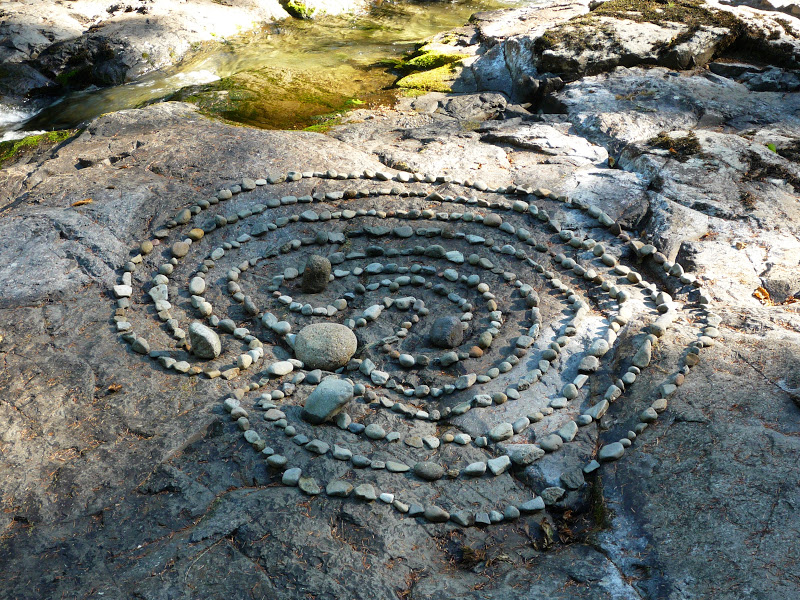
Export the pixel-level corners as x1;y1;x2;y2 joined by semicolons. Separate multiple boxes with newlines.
2;0;518;139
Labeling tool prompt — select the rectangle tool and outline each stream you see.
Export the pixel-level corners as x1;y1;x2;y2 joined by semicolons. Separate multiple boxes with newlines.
1;0;518;141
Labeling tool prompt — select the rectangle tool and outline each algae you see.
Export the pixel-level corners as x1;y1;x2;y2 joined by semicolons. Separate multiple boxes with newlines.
741;150;800;188
592;0;742;32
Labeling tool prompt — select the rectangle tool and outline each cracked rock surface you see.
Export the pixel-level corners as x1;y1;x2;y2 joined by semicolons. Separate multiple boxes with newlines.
1;1;800;598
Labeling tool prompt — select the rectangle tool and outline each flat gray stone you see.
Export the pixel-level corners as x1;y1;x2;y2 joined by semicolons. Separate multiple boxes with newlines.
450;510;472;527
354;484;377;501
585;400;609;420
578;355;600;373
351;455;371;468
463;462;487;477
539;434;564;452
305;440;329;455
282;468;302;486
424;505;450;523
541;487;565;505
475;512;491;526
188;322;221;359
298;476;320;495
332;445;352;460
599;442;625;461
506;444;545;465
487;455;512;476
489;422;514;442
560;467;586;490
301;378;354;424
557;421;579;442
365;424;386;440
414;461;445;481
519;497;545;512
386;461;410;473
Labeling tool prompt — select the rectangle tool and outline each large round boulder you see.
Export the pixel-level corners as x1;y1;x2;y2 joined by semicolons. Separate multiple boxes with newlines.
301;378;354;424
301;254;331;293
430;316;464;349
294;323;357;371
188;322;221;358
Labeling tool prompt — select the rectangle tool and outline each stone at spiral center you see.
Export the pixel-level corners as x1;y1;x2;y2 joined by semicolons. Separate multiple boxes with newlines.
294;323;358;371
430;316;464;349
302;254;332;293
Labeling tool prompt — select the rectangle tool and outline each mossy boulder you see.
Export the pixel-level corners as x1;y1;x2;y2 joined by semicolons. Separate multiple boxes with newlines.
394;44;471;92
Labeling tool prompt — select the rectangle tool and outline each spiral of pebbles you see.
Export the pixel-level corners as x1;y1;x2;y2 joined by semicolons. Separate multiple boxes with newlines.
112;168;716;526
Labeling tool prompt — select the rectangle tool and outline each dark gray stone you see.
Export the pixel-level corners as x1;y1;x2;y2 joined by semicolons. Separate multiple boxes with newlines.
430;316;464;348
302;254;332;293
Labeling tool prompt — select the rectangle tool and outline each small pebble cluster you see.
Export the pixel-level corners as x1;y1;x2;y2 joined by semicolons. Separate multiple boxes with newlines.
112;167;718;527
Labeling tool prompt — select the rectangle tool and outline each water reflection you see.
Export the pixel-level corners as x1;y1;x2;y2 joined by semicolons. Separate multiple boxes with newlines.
2;0;518;137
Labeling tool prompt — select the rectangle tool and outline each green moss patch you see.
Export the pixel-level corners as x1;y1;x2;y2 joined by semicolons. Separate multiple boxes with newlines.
403;51;464;71
395;62;462;93
303;114;344;133
393;45;466;92
0;130;74;169
285;0;316;20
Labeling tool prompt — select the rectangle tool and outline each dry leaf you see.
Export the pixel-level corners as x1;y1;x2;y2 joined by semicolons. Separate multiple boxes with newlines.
753;286;772;304
72;198;93;207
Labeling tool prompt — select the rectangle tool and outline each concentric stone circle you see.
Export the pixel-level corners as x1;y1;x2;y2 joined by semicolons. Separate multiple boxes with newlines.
111;168;717;526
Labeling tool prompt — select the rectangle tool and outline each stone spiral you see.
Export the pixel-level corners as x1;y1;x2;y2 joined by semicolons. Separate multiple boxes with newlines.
111;168;717;525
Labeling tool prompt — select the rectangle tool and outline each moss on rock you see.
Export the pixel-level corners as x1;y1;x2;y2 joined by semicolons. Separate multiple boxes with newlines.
393;45;467;92
395;62;463;92
403;51;464;71
285;0;316;20
0;130;74;168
